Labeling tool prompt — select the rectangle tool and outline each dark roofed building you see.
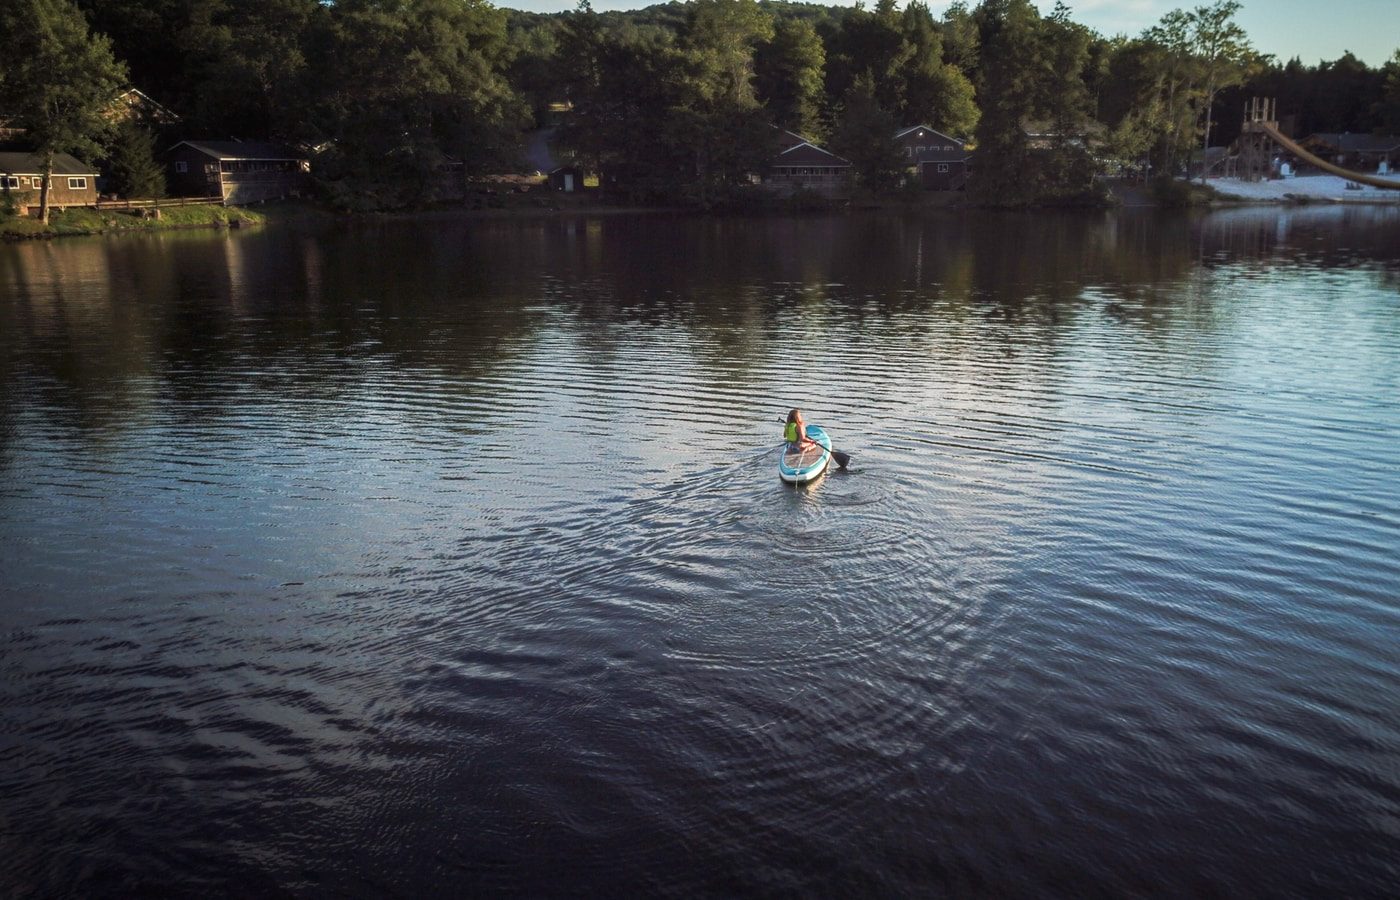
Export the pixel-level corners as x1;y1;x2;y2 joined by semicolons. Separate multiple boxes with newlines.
0;152;99;213
166;140;309;205
917;146;972;191
895;125;966;161
766;141;851;197
1300;133;1400;173
771;126;810;152
895;125;971;190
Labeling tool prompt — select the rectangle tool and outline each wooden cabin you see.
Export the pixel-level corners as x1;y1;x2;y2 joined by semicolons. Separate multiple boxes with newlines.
165;140;309;205
918;148;972;191
765;128;851;197
895;125;971;190
0;152;99;214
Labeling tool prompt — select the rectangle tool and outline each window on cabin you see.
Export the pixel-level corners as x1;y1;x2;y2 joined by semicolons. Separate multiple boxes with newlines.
916;146;925;154
175;161;187;173
68;177;87;190
4;176;17;189
937;164;949;173
905;147;912;157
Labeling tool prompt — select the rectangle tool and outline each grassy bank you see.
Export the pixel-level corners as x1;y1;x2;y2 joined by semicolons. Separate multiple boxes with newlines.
1;203;267;240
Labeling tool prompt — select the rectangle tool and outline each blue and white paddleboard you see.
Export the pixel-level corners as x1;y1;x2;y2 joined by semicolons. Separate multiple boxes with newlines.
779;424;832;484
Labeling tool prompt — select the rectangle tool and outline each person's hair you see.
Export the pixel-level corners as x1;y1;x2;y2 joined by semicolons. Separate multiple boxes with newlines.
786;408;803;424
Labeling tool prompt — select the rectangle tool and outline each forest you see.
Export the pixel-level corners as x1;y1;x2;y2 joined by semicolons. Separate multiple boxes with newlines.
2;0;1399;210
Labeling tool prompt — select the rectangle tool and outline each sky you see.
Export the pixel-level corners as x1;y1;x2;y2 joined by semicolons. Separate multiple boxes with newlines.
499;0;1399;68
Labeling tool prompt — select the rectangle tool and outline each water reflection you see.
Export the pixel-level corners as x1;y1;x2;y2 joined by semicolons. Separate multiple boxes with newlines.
7;208;1395;432
2;206;1399;896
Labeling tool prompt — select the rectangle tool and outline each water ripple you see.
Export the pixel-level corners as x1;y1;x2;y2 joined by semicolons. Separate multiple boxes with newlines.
3;208;1400;895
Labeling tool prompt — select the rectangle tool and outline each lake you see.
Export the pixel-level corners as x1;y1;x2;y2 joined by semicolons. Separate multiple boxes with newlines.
2;206;1398;896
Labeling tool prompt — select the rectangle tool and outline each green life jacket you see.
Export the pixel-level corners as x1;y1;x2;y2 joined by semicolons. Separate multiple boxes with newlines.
785;421;799;443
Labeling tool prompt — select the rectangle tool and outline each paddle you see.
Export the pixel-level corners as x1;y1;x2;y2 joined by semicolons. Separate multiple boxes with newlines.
779;420;851;469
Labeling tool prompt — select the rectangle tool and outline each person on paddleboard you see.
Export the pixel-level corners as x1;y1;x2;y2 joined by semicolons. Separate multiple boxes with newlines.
785;408;817;449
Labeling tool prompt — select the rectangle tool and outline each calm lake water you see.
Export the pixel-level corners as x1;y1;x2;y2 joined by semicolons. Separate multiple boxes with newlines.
2;207;1398;896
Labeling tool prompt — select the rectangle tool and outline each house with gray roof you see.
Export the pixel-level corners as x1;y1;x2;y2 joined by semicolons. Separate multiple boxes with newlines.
895;125;971;190
0;152;99;214
1300;133;1400;173
166;140;309;205
765;128;851;197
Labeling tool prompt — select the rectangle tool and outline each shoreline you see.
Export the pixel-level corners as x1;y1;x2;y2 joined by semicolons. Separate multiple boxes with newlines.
7;181;1400;242
0;203;267;241
1202;173;1400;206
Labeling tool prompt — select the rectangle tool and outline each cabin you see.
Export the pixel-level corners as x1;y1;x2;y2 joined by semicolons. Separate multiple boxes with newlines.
919;147;973;191
895;126;971;191
165;140;309;205
895;125;965;160
764;127;850;197
766;141;852;196
108;88;182;128
0;152;99;214
1299;133;1400;174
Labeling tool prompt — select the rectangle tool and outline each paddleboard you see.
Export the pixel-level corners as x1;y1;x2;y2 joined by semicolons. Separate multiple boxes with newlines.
779;424;832;484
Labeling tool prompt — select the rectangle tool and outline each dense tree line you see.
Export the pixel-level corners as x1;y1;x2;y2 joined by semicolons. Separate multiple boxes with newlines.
2;0;1398;211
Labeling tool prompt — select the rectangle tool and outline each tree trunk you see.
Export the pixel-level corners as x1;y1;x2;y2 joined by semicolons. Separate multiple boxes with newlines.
39;149;54;224
1200;82;1216;185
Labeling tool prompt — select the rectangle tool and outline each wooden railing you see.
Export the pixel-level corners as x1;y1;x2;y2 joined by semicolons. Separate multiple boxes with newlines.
95;196;225;209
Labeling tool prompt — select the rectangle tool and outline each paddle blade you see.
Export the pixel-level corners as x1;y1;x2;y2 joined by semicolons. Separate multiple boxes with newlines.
831;449;851;469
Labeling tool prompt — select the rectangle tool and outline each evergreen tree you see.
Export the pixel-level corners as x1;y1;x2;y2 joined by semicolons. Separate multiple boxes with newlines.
106;122;167;199
829;72;903;191
1307;52;1384;134
304;0;528;205
971;0;1043;206
557;16;699;201
186;0;322;139
1376;50;1400;134
679;0;776;202
824;0;913;115
506;12;564;127
755;17;827;138
555;0;609;172
0;0;127;223
941;1;980;76
901;1;978;136
1036;2;1096;195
